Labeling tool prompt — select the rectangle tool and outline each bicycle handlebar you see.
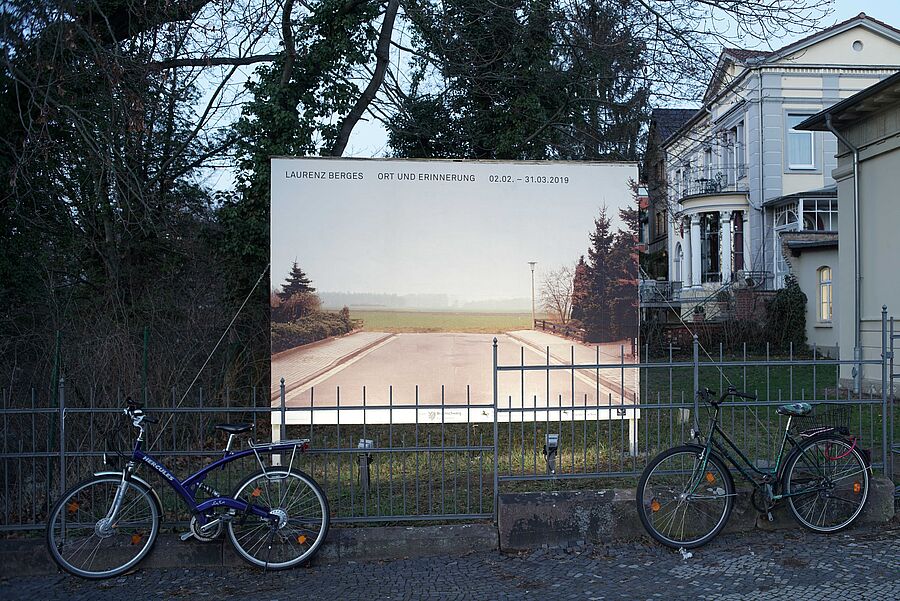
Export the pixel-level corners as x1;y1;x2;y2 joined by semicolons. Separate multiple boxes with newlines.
698;386;757;405
124;397;159;424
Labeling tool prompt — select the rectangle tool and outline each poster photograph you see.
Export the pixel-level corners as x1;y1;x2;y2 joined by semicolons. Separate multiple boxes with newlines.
270;157;639;427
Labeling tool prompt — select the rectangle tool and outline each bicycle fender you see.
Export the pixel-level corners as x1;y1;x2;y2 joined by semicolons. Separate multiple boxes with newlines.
93;470;163;512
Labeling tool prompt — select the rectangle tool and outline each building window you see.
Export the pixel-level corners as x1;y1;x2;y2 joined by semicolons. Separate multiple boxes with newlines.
674;242;683;283
787;114;815;169
818;267;833;322
700;212;720;283
801;197;838;231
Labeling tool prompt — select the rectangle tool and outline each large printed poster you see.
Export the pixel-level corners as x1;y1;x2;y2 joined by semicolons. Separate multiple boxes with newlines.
270;158;638;425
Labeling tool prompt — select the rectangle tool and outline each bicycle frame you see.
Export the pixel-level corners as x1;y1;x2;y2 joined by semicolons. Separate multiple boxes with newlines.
121;435;310;525
696;402;810;501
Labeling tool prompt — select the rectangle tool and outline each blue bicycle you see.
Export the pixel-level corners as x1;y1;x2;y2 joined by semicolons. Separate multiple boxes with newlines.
46;399;330;578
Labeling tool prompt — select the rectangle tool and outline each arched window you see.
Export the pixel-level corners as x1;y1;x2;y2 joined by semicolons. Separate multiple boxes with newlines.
674;243;683;283
818;267;832;322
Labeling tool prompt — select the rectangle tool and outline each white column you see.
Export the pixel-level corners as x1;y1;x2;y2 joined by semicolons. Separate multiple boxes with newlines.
690;214;702;288
720;211;732;283
743;212;751;271
682;218;692;287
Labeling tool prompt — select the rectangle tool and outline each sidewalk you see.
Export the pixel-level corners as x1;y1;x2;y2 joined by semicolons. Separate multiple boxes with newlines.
271;331;394;398
4;524;897;600
506;330;638;400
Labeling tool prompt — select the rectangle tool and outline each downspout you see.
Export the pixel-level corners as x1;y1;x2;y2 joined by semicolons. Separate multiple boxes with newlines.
824;113;862;393
757;72;765;280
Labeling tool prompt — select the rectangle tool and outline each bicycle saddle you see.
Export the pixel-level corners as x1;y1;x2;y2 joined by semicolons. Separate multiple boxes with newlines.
776;403;812;417
215;423;253;435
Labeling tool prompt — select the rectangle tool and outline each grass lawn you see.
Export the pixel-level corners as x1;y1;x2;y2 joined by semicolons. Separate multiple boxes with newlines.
350;309;536;333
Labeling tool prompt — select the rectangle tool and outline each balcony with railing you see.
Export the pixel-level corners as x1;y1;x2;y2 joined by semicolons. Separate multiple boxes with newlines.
674;164;749;200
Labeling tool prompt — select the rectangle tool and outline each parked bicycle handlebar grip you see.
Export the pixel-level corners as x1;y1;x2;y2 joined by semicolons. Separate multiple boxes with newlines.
726;386;757;400
123;397;158;423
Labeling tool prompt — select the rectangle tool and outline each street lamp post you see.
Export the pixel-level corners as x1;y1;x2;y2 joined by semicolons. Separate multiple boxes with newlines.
528;261;537;329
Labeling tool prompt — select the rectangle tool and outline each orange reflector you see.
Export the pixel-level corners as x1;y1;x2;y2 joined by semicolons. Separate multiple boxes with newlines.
66;501;80;514
297;535;307;544
705;472;716;484
853;482;861;494
131;534;142;545
251;487;262;498
650;499;661;512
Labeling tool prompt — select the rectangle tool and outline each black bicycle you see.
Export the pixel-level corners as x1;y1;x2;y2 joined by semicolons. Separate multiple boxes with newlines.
636;386;870;548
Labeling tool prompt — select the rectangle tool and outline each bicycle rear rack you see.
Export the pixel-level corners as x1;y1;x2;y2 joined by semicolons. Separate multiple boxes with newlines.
247;438;310;480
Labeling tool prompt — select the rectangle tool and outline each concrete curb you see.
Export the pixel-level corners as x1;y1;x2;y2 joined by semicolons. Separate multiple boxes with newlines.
0;524;498;577
271;332;395;400
497;477;895;551
504;332;628;395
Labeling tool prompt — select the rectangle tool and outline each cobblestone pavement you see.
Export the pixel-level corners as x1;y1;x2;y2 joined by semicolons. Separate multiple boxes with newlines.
3;524;897;600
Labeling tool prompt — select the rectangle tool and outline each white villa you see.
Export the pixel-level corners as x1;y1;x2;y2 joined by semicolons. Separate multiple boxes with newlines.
655;13;900;350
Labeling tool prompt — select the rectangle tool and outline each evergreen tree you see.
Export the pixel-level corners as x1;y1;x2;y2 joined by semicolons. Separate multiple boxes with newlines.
278;262;316;300
582;207;615;341
605;205;640;340
570;256;591;322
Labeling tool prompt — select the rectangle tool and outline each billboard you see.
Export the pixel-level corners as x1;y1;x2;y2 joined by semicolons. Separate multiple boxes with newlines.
270;157;638;426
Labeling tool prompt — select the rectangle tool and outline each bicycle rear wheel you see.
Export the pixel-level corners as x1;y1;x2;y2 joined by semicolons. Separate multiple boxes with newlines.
636;445;734;548
46;474;160;579
227;469;329;569
783;435;869;532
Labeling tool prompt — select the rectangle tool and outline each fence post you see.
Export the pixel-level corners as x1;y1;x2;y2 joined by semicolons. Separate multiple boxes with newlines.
279;377;286;442
881;306;889;474
58;376;66;498
492;337;499;523
891;315;896;483
692;334;700;431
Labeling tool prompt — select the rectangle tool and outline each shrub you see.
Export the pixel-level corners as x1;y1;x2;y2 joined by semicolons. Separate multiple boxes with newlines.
764;275;808;352
271;310;355;353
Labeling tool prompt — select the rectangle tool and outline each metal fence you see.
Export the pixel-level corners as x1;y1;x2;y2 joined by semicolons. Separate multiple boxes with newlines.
1;314;896;533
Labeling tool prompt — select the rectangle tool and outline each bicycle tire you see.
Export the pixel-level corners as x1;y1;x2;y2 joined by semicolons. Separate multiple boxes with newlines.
783;435;869;532
636;444;734;548
46;473;160;579
227;468;330;570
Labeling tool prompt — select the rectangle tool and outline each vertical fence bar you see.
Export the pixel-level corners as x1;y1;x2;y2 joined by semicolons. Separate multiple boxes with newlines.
692;335;700;431
492;337;499;522
890;315;896;482
279;378;286;442
58;376;66;498
881;306;889;472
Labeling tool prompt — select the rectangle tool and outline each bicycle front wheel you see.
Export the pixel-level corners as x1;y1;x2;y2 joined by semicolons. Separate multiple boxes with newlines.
784;436;869;532
636;445;734;548
46;474;160;579
227;469;330;570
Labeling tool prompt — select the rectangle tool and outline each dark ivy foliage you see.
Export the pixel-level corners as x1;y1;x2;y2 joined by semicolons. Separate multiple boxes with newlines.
765;274;808;351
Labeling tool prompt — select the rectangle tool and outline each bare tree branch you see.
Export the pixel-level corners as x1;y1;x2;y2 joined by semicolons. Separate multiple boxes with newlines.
328;0;399;156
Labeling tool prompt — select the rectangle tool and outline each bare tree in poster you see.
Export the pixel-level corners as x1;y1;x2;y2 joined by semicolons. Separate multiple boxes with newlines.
540;265;576;325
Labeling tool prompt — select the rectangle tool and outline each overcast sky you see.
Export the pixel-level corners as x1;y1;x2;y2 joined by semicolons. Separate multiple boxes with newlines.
271;159;636;302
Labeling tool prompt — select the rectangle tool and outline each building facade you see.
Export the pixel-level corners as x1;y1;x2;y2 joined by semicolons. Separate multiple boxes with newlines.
659;14;900;328
798;70;900;390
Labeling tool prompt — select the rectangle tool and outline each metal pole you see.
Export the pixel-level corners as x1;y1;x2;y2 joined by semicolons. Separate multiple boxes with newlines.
279;377;286;442
528;262;537;328
692;334;700;432
890;315;895;482
492;337;499;522
881;306;888;473
142;325;149;406
58;376;66;498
